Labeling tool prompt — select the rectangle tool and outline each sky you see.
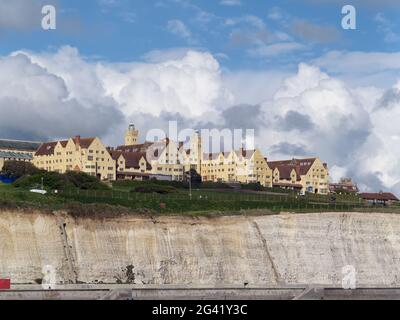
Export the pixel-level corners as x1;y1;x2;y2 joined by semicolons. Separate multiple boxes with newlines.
1;0;400;194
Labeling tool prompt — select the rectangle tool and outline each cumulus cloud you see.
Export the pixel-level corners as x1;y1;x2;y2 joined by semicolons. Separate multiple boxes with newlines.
5;46;233;145
2;45;400;195
260;64;372;166
253;63;400;196
0;53;123;141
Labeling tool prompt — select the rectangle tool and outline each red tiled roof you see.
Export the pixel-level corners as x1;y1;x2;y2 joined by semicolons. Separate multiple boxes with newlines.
274;165;299;181
125;152;152;170
361;193;399;201
268;158;317;177
35;142;58;156
109;150;123;160
77;138;95;149
112;150;152;170
35;137;96;156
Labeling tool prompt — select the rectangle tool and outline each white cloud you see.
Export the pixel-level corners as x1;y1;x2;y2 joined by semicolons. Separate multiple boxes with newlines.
315;51;400;74
223;69;290;105
314;51;400;87
167;19;196;44
220;0;242;6
2;46;400;195
13;47;234;141
0;52;123;141
267;7;284;21
260;64;371;164
251;63;400;195
141;47;197;63
224;14;305;59
225;15;266;30
374;13;400;43
248;42;305;58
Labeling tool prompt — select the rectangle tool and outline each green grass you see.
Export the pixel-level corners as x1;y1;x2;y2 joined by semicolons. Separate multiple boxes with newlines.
0;183;66;210
1;180;399;216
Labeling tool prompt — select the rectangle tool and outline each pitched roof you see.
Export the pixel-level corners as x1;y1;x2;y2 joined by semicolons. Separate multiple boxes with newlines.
111;150;152;170
268;158;317;176
124;152;152;170
275;165;299;180
35;137;96;156
0;139;41;152
109;150;123;160
75;137;95;149
202;151;231;161
361;193;399;201
235;149;255;159
35;142;58;156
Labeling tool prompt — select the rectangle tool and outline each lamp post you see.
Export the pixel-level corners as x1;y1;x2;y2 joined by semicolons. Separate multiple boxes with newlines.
188;171;192;200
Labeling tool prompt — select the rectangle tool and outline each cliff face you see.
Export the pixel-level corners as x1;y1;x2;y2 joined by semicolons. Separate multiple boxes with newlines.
1;210;400;287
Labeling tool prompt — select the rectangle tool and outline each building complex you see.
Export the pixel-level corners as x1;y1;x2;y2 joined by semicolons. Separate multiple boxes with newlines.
1;125;330;194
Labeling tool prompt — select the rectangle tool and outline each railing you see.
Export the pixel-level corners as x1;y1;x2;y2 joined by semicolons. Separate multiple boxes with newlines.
1;186;398;214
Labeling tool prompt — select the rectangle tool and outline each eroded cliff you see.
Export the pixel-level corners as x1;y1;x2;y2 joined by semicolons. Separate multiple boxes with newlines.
1;210;399;287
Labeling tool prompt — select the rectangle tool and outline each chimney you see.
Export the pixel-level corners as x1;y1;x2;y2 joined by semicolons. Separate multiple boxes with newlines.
75;135;81;147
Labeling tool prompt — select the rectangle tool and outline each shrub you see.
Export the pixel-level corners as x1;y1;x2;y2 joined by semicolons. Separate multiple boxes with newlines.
114;179;189;189
196;182;232;189
14;172;71;190
64;171;109;190
13;171;109;191
241;183;264;191
132;184;177;194
2;161;43;178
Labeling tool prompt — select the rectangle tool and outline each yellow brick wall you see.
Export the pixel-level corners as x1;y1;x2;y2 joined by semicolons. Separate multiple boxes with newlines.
33;138;116;181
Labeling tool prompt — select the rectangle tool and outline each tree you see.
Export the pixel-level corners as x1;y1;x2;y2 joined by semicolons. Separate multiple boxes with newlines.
2;161;43;178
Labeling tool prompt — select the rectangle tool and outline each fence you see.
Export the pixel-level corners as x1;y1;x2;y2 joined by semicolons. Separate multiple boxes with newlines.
59;188;371;214
0;187;397;214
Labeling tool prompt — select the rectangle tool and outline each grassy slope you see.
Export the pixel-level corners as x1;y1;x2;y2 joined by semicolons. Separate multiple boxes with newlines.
2;180;399;216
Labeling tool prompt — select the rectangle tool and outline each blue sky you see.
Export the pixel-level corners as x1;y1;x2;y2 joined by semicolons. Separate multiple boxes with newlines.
1;0;400;70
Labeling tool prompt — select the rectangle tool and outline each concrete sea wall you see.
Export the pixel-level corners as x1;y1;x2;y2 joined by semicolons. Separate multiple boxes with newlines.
1;210;400;287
